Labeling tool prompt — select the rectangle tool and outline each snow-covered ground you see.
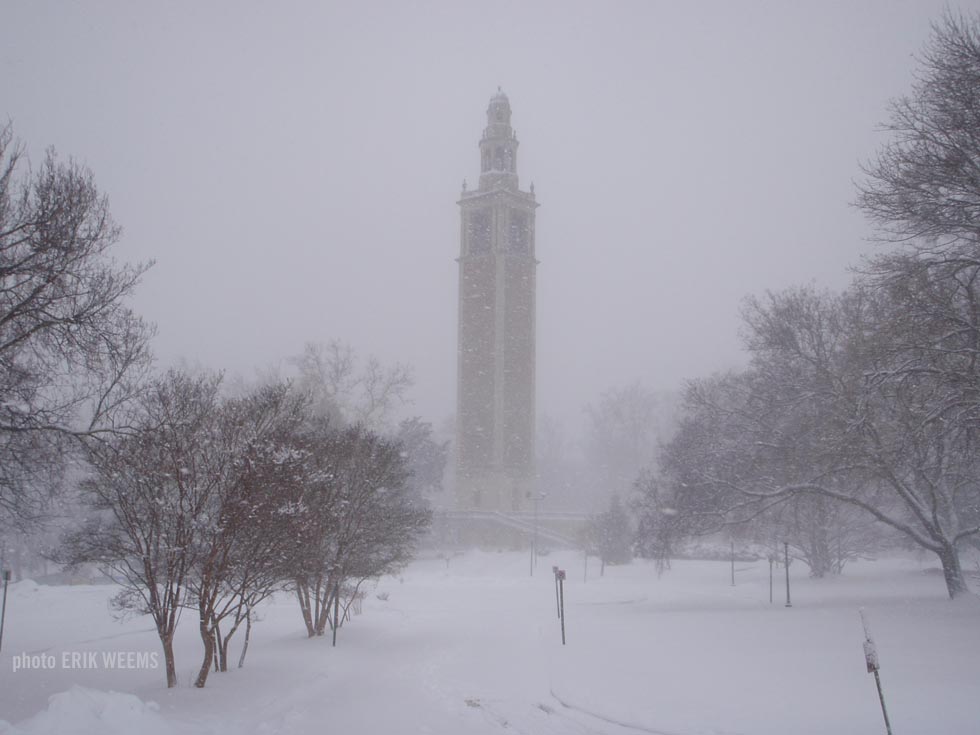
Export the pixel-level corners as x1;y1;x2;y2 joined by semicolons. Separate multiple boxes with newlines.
1;550;978;734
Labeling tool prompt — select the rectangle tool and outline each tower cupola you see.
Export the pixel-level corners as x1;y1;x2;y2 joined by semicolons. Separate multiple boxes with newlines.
479;87;519;190
487;89;512;129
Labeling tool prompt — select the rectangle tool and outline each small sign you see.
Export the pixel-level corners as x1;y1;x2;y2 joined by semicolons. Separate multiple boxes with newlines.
864;640;879;673
557;570;566;581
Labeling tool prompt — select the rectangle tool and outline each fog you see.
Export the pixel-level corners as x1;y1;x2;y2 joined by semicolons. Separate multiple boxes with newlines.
0;0;953;436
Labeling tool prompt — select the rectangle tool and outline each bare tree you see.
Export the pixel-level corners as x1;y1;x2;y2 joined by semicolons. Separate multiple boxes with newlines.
0;125;152;528
848;11;980;595
648;286;979;597
292;423;430;639
750;491;892;577
584;495;632;575
64;374;321;688
290;340;413;430
184;380;311;687
536;413;596;513
394;416;449;496
584;383;678;503
639;13;980;596
857;10;980;248
62;370;223;688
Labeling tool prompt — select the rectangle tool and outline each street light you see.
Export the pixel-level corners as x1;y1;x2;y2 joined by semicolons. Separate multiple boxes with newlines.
552;566;560;619
784;542;792;607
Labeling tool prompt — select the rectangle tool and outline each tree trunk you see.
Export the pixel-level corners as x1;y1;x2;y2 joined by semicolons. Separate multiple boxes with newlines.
313;578;326;636
220;608;246;672
806;535;833;578
212;618;222;672
937;541;969;599
314;578;336;636
194;602;215;688
217;632;229;673
238;611;252;669
296;581;316;638
161;634;177;689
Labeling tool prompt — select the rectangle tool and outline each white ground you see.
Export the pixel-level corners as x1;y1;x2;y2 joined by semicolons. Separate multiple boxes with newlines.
1;550;978;734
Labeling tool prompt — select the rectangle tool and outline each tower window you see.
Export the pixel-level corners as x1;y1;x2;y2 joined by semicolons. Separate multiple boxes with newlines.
467;210;491;254
508;212;529;254
494;147;504;171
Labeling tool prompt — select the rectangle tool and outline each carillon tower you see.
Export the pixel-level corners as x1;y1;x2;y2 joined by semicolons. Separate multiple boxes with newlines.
456;89;538;512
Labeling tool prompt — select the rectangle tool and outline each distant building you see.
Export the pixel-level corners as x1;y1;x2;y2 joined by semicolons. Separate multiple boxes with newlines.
456;89;538;512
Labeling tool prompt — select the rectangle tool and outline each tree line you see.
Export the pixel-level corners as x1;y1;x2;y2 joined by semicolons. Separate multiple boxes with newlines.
635;11;980;599
0;122;442;687
61;370;436;687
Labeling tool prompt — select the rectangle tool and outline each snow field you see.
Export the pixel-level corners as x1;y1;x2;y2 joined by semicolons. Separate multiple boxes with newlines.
1;551;978;734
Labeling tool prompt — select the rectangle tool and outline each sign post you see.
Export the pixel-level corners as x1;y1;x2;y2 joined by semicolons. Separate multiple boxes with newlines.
557;569;566;645
0;570;10;654
860;608;893;735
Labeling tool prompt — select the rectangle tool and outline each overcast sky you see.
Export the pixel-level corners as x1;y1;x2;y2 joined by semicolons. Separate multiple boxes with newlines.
0;0;959;435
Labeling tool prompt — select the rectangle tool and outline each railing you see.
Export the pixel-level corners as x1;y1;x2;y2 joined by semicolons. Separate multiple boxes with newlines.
437;509;582;547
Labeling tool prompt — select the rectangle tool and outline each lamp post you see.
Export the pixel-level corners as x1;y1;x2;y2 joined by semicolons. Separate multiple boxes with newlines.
552;565;560;619
730;540;735;586
768;554;774;605
332;581;340;648
784;542;792;608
